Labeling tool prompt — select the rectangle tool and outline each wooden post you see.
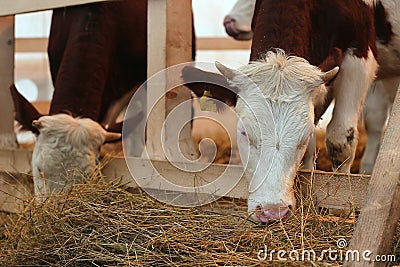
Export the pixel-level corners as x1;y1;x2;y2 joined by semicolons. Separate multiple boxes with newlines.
146;0;197;161
164;0;197;162
146;0;167;160
343;85;400;267
0;16;17;149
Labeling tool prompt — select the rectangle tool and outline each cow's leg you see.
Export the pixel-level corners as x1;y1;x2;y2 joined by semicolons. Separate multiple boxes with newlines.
360;81;389;174
302;131;316;170
326;49;378;172
360;77;399;173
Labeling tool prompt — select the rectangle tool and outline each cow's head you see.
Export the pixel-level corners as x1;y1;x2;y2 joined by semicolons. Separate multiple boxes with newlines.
183;50;338;223
10;85;121;198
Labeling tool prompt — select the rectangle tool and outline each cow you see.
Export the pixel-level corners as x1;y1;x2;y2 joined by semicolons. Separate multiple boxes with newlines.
225;0;400;174
183;0;378;223
360;0;400;173
224;0;255;41
30;114;120;198
10;0;194;198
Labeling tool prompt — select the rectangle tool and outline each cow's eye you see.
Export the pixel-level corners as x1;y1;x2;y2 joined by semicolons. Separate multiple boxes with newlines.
240;131;247;136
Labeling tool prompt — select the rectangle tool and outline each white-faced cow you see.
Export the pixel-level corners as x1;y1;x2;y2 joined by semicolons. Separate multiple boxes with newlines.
184;0;377;223
30;114;120;198
11;0;194;199
226;0;400;174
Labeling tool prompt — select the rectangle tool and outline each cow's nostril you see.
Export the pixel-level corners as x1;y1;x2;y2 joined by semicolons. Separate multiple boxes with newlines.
256;203;291;224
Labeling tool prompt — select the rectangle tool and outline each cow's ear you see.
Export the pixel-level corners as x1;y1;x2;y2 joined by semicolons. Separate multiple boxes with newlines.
311;67;339;108
10;84;43;134
215;61;241;81
181;66;238;108
104;132;121;143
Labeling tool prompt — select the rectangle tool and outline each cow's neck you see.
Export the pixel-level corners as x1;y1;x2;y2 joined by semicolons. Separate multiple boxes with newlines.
250;0;313;61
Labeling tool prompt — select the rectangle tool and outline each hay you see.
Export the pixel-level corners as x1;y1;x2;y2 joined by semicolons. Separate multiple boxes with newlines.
0;169;396;267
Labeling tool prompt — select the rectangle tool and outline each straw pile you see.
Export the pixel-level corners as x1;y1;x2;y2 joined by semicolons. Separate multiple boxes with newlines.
0;170;398;266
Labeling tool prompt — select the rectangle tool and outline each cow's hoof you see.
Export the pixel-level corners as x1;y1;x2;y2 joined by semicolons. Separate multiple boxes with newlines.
326;140;354;172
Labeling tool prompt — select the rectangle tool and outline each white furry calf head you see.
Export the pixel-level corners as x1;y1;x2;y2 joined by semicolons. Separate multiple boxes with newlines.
215;50;338;223
31;114;120;198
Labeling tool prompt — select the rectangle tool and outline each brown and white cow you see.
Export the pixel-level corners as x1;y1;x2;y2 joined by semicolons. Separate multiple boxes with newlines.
184;0;378;223
360;0;400;173
11;0;194;198
226;0;400;174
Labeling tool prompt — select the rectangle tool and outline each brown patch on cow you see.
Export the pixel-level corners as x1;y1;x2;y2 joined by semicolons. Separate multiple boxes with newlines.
375;1;393;45
250;0;376;63
316;125;367;173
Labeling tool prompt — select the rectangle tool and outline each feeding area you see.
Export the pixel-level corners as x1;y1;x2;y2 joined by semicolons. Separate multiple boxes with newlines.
2;167;392;266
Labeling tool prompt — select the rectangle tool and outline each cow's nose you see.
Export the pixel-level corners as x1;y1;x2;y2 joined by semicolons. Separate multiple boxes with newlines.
223;16;253;40
224;16;239;37
256;204;291;224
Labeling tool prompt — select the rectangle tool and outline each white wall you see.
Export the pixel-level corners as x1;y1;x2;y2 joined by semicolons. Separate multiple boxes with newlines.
193;0;250;68
15;11;53;101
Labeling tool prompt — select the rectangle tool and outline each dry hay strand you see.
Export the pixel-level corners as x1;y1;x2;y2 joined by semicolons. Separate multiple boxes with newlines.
0;168;395;266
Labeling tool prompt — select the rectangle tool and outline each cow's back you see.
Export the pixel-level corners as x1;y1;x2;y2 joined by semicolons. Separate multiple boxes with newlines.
48;1;147;121
250;0;376;65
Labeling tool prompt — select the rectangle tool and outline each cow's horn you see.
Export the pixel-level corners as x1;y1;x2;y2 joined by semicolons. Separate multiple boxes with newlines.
321;66;339;83
104;132;121;143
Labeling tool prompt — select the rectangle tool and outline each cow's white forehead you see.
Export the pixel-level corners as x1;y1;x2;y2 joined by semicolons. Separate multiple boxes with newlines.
37;114;107;147
230;50;324;103
230;51;319;152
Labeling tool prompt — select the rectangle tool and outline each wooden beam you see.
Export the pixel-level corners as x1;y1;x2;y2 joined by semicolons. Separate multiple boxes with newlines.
0;0;109;16
0;149;371;212
103;157;371;210
0;149;33;213
0;149;32;173
0;16;17;149
197;37;251;50
343;86;400;267
15;37;47;53
15;37;250;53
0;171;33;213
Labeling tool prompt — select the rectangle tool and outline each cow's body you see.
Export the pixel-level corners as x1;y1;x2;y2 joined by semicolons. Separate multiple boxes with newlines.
11;0;195;198
184;0;377;223
227;0;400;174
360;0;400;173
47;1;147;121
